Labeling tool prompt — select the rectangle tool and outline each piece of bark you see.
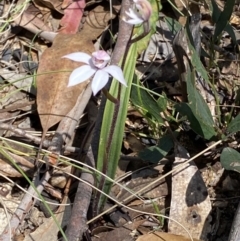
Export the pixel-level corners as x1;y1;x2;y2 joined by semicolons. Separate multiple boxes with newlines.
65;146;95;241
168;144;212;240
228;201;240;241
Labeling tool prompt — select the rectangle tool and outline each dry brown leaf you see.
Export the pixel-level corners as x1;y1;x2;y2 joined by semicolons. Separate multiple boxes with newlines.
33;0;63;13
168;144;211;240
91;225;131;241
125;133;145;152
170;0;200;25
0;152;34;177
14;4;51;32
59;0;86;34
37;4;116;137
221;61;240;77
36;33;93;136
136;232;202;241
230;15;240;25
0;189;20;235
61;0;73;9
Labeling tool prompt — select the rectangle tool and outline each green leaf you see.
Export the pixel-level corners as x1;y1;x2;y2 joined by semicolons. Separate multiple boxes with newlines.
227;114;240;134
175;103;215;139
220;147;240;173
139;133;175;163
131;82;164;124
213;0;235;41
224;24;237;45
210;0;237;44
157;92;167;111
176;76;216;139
210;0;238;44
187;71;213;126
165;16;182;35
189;44;210;83
211;0;220;23
185;65;216;139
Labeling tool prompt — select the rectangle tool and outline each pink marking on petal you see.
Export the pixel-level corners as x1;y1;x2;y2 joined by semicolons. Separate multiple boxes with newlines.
92;50;110;61
92;50;110;69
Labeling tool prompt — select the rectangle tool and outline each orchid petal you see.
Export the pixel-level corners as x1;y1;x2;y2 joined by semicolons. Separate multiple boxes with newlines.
124;8;144;25
124;18;144;25
91;70;109;95
125;8;141;19
62;52;92;64
68;65;96;87
103;66;127;86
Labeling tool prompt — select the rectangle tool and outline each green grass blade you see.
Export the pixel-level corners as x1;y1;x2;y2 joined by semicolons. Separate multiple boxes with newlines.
96;44;138;210
213;0;235;41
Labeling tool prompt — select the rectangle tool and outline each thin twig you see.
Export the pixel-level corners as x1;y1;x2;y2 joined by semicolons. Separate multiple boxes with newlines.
0;123;80;153
65;146;95;241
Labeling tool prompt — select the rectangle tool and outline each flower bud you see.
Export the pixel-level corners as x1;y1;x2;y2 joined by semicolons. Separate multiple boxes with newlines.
135;0;152;22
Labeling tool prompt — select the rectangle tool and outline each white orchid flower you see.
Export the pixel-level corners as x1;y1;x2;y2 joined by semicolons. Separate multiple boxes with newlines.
123;0;152;25
62;50;127;96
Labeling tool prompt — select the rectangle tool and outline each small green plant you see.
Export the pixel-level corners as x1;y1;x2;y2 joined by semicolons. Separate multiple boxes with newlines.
94;0;161;213
129;0;240;175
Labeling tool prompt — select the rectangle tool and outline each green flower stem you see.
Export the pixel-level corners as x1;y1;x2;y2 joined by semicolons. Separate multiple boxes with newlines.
102;88;119;104
130;21;150;44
